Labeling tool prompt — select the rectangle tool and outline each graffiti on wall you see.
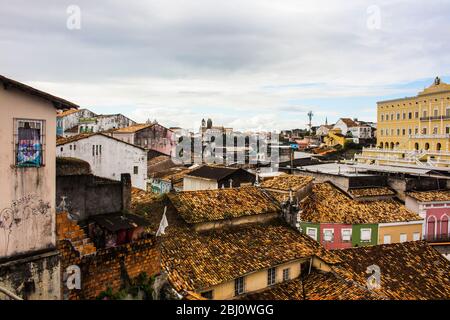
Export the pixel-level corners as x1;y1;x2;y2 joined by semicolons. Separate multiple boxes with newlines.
0;194;51;257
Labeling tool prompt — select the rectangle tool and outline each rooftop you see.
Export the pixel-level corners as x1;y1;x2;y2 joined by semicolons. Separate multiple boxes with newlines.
240;270;376;300
91;212;151;232
407;190;450;202
339;118;358;128
0;74;79;110
348;187;396;199
301;182;422;224
57;109;82;118
186;165;243;181
260;175;314;192
332;241;450;300
56;157;91;176
167;186;281;224
113;123;152;133
56;132;146;150
162;220;339;292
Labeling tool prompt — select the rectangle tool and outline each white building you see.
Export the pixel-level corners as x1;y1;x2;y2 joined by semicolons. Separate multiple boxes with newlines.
57;108;96;136
57;133;148;190
333;118;373;143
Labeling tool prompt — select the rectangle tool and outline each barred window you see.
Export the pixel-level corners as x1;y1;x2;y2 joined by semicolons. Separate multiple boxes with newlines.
267;267;276;286
234;277;245;296
14;119;45;167
282;268;290;281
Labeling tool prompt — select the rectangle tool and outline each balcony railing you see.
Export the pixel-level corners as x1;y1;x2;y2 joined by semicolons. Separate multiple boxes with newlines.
408;134;450;139
420;115;450;121
426;233;450;243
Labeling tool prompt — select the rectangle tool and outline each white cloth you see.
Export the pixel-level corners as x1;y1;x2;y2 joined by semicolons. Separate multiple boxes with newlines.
156;207;168;237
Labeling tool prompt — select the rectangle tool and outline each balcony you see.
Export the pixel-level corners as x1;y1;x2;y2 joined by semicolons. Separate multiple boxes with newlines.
420;115;450;121
408;134;450;139
426;233;450;243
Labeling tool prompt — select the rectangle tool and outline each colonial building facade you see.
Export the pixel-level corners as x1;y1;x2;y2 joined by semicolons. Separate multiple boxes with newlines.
357;77;450;168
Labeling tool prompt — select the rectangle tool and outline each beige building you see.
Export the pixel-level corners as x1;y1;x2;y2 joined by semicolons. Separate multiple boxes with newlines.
0;75;78;300
357;77;450;168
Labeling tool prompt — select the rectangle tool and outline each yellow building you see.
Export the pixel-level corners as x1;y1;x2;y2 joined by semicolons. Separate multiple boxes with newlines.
356;77;450;167
324;128;350;147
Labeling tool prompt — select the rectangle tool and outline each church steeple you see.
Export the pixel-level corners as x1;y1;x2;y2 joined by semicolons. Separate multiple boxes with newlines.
325;117;328;126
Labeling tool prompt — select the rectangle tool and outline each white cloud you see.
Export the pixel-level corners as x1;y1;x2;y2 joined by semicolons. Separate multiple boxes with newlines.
1;0;449;130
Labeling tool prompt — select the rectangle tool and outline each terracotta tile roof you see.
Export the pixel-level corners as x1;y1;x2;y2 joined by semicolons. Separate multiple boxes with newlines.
113;123;152;133
407;190;450;202
340;118;358;128
332;241;450;300
167;186;281;224
56;132;146;150
151;167;192;182
239;270;376;300
348;187;396;198
57;108;80;117
57;133;96;145
301;182;422;224
260;175;314;192
148;155;170;166
162;220;340;292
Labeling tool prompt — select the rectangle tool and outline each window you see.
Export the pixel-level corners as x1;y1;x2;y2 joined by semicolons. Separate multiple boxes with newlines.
415;127;419;134
400;233;407;243
60;147;64;152
267;267;276;286
282;268;290;281
381;115;384;121
423;110;427;117
422;127;427;134
360;228;372;242
402;129;406;136
234;277;245;296
397;129;400;136
402;113;406;120
133;166;139;175
413;232;421;241
200;290;213;299
383;235;391;244
415;111;419;118
396;113;400;120
408;112;412;119
434;109;439;117
92;145;95;156
306;227;317;241
446;108;450;117
323;229;334;242
341;229;352;242
96;145;99;156
99;145;102;155
70;145;72;151
408;128;412;135
15;119;45;167
446;126;450;134
74;144;77;151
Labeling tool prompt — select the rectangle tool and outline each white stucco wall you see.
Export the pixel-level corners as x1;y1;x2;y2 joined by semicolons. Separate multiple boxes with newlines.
183;176;218;191
57;134;148;190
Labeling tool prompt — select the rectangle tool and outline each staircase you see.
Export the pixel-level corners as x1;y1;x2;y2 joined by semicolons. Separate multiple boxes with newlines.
56;212;96;256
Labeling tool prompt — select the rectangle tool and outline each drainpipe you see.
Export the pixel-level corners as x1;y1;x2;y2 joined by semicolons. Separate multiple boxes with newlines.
0;286;23;300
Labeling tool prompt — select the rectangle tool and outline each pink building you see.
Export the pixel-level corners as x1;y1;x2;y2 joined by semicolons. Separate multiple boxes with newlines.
319;223;353;250
406;191;450;242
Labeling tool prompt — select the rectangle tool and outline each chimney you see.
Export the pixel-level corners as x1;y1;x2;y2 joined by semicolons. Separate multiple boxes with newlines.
121;173;131;212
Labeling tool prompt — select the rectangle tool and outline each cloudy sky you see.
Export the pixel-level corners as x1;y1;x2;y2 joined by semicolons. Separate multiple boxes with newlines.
1;1;450;131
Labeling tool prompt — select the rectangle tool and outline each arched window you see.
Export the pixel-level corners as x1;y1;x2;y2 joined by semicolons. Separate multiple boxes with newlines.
427;216;436;241
437;143;442;151
385;142;389;149
414;143;419;150
425;142;430;150
395;142;399;148
390;142;394;149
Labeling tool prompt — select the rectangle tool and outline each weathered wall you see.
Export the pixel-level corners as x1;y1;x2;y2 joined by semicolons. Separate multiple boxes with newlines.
58;237;160;300
135;124;175;156
378;223;423;244
0;251;60;300
0;86;56;259
56;174;126;220
57;134;148;190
